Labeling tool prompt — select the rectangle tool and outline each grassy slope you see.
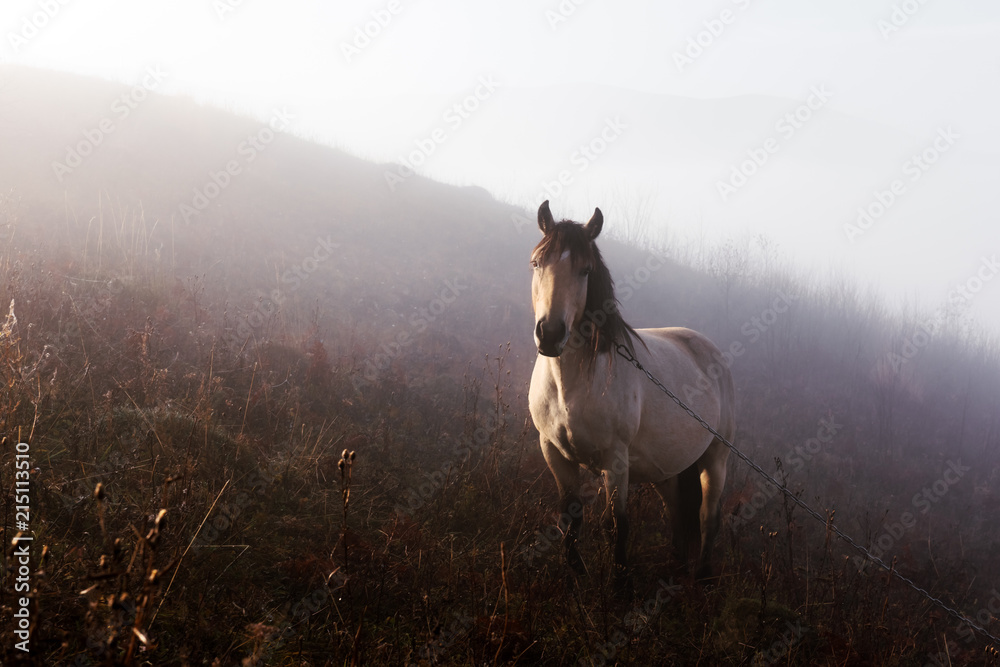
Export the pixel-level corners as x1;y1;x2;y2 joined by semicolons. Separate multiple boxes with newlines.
1;65;1000;665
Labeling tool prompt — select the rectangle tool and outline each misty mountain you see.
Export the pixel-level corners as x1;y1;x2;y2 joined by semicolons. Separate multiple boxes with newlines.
0;65;541;367
326;82;1000;321
1;66;765;388
3;64;997;396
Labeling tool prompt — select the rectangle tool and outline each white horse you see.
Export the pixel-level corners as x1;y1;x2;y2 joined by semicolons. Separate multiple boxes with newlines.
527;201;735;584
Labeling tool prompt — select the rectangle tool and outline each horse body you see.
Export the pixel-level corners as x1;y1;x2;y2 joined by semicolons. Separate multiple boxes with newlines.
530;328;727;481
527;201;734;582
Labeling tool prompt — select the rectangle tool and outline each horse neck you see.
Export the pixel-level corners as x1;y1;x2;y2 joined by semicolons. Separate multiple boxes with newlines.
542;339;605;397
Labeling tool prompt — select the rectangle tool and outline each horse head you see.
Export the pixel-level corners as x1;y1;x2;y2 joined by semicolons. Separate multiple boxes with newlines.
530;200;604;357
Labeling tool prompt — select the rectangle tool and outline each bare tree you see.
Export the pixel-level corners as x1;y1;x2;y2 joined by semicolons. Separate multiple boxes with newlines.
709;235;749;330
604;181;659;248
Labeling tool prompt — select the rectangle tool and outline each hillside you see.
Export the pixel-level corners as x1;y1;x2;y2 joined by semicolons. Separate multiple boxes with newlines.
326;81;1000;328
2;65;1000;665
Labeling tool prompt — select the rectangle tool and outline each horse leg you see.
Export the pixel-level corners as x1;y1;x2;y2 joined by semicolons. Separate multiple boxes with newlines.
654;473;697;573
540;438;585;574
603;460;630;592
695;438;729;582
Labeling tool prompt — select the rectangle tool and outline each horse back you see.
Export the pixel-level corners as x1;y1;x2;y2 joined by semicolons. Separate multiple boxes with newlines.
625;327;736;481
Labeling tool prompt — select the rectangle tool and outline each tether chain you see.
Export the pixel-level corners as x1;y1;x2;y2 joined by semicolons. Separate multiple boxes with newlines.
614;342;1000;647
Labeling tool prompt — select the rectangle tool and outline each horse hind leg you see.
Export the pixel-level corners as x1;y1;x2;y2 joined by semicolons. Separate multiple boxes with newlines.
695;437;730;582
655;464;702;574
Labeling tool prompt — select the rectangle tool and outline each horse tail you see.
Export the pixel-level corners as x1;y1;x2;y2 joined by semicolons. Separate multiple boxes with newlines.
676;461;703;547
717;357;737;445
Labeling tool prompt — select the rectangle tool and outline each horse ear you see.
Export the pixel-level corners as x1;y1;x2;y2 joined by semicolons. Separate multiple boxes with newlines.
585;207;603;239
538;200;554;235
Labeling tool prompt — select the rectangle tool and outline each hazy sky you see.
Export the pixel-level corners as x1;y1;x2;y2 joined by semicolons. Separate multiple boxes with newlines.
2;0;999;333
4;1;997;137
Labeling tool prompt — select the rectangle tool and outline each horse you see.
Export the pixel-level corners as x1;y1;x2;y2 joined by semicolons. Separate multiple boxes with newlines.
527;200;736;585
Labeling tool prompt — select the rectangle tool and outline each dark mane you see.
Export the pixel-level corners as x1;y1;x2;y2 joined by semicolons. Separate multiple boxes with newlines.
532;220;640;362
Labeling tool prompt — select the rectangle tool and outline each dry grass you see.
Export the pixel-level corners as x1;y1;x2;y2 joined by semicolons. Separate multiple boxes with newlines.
2;205;1000;666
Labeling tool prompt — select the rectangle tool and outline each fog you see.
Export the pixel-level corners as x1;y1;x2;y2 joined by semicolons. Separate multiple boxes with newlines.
2;0;998;331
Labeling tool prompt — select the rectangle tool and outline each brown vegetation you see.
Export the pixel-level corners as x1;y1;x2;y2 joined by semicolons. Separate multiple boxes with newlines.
2;68;1000;665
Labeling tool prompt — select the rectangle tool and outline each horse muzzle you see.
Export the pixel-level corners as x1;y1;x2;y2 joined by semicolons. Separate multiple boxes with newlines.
535;318;567;357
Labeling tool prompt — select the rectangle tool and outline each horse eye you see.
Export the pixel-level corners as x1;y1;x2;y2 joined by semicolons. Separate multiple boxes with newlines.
580;266;592;277
530;260;539;270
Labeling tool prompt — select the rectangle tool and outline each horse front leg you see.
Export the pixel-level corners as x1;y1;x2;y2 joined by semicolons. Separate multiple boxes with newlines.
603;455;631;593
540;439;585;574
